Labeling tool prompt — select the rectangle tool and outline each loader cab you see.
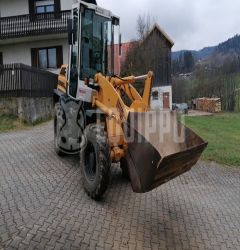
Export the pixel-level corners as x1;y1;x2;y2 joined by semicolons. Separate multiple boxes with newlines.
67;1;120;99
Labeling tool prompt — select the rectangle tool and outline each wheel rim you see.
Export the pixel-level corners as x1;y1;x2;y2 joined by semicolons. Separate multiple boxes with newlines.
84;141;97;182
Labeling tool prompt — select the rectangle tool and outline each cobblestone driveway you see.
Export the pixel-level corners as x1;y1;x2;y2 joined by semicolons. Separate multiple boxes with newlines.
0;122;239;250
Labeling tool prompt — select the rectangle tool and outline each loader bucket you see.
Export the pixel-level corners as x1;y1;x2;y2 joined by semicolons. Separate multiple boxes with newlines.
123;111;208;193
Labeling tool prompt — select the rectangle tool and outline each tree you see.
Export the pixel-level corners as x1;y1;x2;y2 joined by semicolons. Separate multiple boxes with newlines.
121;13;154;76
136;14;152;40
183;51;195;72
172;51;195;75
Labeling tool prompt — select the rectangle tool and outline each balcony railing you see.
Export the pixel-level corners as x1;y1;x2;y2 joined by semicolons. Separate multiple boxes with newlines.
0;10;71;40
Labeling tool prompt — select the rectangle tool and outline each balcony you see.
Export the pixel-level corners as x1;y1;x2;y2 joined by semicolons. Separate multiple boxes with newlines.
0;10;71;40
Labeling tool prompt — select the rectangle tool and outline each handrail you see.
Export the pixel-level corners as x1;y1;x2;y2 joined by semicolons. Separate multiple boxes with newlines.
0;10;71;40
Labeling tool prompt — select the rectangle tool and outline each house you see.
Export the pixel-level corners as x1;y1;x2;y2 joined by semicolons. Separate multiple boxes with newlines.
0;0;75;122
113;42;137;75
0;0;74;72
140;23;174;87
116;24;174;110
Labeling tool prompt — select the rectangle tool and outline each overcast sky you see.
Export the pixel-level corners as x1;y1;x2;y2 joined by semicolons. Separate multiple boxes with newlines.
98;0;240;51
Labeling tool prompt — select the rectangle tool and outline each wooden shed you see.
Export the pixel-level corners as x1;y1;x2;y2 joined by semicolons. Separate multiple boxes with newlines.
141;24;174;87
119;23;174;87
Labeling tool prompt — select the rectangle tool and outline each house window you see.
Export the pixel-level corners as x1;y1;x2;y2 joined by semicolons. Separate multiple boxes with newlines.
152;91;159;100
0;52;3;65
38;48;57;68
36;4;55;14
31;46;63;69
35;0;55;13
29;0;61;15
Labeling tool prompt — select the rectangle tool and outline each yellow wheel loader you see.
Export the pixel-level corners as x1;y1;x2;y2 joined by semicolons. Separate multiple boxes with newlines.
54;0;207;200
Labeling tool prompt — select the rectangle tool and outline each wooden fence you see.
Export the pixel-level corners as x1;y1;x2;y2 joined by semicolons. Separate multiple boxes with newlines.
0;64;57;97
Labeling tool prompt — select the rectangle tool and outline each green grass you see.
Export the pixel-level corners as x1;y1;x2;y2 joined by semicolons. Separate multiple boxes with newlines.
0;114;26;132
184;113;240;167
0;114;52;133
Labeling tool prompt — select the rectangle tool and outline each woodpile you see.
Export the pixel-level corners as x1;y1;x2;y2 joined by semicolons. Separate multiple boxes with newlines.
193;98;222;113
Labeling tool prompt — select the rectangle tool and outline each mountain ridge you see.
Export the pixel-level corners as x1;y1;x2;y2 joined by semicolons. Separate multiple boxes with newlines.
172;46;216;61
172;34;240;61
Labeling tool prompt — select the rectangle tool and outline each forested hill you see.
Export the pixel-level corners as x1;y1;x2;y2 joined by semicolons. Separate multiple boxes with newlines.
215;35;240;55
172;34;240;61
172;46;215;61
172;34;240;112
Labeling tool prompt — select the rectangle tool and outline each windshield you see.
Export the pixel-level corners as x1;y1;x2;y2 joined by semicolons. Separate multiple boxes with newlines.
80;9;112;80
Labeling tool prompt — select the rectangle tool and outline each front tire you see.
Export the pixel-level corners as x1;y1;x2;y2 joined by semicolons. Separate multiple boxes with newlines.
80;124;111;200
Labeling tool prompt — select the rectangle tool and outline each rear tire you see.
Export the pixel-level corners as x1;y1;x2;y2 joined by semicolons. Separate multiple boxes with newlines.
54;102;66;156
80;124;111;200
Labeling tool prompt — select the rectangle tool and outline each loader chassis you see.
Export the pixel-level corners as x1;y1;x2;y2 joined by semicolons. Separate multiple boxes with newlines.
54;0;207;200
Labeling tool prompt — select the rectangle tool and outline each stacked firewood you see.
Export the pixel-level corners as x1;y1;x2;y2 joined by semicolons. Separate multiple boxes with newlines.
194;98;222;113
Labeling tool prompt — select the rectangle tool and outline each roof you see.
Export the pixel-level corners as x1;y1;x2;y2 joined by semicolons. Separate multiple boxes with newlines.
143;23;174;47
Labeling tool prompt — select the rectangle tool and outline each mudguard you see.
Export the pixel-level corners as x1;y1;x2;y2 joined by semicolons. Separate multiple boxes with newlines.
54;95;85;154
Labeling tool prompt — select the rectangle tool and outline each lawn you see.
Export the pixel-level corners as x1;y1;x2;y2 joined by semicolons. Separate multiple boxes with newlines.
184;113;240;167
0;114;25;132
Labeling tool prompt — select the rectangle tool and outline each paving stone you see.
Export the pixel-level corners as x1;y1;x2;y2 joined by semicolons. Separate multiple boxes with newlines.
0;122;239;249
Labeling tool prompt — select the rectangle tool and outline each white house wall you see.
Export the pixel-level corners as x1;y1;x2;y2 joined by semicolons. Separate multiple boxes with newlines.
0;0;73;17
61;0;74;11
0;0;29;17
151;86;173;110
1;38;69;73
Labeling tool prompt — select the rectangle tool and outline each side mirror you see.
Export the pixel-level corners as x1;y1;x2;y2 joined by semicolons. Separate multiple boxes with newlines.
68;19;73;45
119;33;122;56
112;16;120;26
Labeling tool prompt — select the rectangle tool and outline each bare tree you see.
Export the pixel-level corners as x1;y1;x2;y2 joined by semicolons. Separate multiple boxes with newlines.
137;14;152;40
